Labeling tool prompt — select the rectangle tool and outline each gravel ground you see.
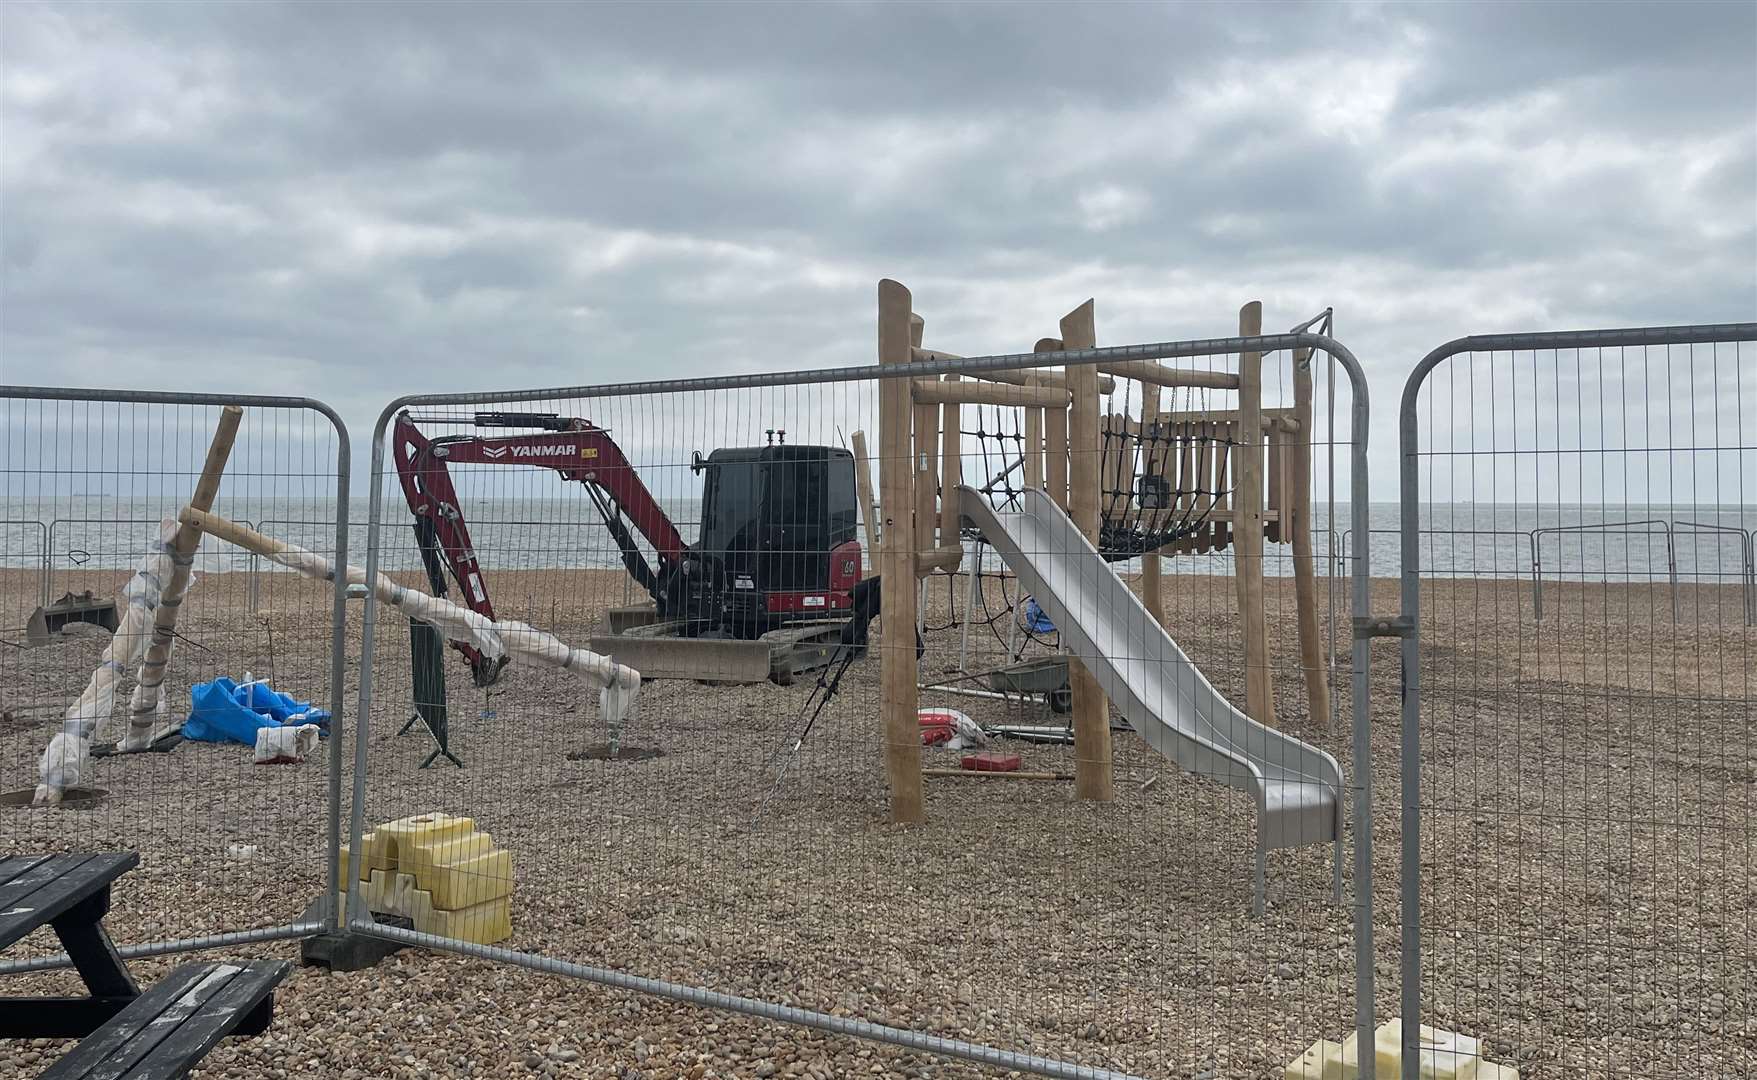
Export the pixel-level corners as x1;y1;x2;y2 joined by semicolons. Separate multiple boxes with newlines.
2;562;1751;1079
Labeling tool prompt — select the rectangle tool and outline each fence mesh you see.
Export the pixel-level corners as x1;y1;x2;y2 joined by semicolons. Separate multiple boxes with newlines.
0;393;348;970
1400;333;1756;1079
348;334;1367;1078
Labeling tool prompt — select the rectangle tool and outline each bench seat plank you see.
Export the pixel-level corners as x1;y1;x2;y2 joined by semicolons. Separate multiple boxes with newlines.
0;854;139;952
39;959;289;1080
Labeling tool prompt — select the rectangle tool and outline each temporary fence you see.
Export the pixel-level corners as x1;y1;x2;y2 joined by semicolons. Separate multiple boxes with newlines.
1395;324;1757;1080
343;293;1378;1079
0;388;351;972
2;315;1750;1080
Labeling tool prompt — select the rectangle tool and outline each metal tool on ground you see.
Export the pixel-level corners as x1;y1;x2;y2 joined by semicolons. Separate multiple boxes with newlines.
26;591;120;647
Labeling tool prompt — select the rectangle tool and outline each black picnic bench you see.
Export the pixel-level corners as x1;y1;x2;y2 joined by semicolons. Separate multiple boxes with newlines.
0;853;288;1079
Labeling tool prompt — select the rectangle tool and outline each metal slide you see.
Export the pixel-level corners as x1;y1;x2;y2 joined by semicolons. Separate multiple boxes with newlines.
958;486;1342;914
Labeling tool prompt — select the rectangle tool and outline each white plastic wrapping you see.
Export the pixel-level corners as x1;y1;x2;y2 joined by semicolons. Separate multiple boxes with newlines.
35;520;180;804
216;517;642;731
122;534;200;752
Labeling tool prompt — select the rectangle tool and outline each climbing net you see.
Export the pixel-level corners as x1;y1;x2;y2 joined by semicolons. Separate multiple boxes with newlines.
1096;380;1235;559
960;389;1234;561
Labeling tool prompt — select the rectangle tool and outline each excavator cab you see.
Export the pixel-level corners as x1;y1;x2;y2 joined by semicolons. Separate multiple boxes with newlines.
695;445;862;636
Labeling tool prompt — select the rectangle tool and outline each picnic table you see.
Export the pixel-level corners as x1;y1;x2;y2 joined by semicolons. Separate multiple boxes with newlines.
0;852;287;1079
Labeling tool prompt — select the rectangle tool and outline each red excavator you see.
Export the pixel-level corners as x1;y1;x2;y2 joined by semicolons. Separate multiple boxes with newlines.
393;411;868;687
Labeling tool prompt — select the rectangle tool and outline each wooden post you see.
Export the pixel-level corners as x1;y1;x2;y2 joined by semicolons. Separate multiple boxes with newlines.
940;376;962;552
851;430;879;572
878;279;924;824
1060;300;1114;803
124;405;243;748
1036;338;1069;509
1290;346;1332;730
1234;301;1273;725
1023;375;1044;490
910;313;937;558
914;393;939;557
1138;382;1165;628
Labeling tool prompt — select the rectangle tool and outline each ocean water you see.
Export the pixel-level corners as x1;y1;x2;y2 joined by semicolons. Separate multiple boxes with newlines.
5;496;1753;588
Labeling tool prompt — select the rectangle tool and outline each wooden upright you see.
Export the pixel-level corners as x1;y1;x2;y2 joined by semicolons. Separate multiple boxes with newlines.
1233;302;1273;725
1057;301;1115;802
851;430;879;567
878;280;925;824
1036;338;1070;509
1138;381;1166;629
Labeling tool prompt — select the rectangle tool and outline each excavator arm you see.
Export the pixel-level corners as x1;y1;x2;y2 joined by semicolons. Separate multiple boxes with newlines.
393;411;691;686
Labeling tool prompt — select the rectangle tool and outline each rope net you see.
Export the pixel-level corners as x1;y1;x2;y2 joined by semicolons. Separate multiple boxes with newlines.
960;385;1237;562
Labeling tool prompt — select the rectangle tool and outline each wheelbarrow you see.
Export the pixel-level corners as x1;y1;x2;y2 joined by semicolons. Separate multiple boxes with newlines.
985;656;1072;716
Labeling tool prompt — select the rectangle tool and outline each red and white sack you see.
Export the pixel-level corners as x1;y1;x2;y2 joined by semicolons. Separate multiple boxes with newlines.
918;707;986;749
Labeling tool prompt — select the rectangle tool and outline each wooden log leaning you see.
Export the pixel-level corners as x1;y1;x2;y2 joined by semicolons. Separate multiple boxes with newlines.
878;280;925;824
1059;300;1114;803
124;405;244;749
1234;301;1273;726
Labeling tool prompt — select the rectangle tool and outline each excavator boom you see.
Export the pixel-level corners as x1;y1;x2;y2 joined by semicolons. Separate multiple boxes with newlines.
393;411;689;685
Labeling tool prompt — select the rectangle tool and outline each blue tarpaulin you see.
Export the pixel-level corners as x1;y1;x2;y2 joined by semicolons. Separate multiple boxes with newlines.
183;677;331;747
1021;595;1057;634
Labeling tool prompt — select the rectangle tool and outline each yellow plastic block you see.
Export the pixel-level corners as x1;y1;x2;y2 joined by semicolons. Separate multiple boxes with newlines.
414;893;512;944
347;868;405;911
338;812;515;945
338;834;395;881
1289;1022;1516;1080
413;848;514;910
1375;1020;1485;1079
368;812;478;866
402;831;496;878
1284;1038;1347;1079
345;869;511;944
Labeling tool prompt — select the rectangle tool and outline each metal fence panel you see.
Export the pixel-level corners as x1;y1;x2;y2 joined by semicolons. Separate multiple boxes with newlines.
1397;325;1757;1080
0;387;351;973
346;329;1377;1077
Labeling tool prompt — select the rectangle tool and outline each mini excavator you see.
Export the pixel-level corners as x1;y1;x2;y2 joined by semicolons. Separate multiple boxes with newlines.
393;411;873;687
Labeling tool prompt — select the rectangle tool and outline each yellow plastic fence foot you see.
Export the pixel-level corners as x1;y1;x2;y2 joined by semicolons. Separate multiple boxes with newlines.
1284;1021;1519;1080
339;812;516;946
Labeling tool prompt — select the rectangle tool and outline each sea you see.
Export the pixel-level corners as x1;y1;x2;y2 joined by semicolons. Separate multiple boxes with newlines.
5;496;1754;587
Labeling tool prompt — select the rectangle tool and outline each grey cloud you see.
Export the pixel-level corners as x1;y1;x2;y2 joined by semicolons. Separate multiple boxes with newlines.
1;0;1752;494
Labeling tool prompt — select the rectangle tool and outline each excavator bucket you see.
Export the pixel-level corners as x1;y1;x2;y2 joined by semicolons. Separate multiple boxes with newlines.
26;590;120;646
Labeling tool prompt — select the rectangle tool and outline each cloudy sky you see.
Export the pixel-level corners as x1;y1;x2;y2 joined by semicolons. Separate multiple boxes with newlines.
3;0;1754;486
